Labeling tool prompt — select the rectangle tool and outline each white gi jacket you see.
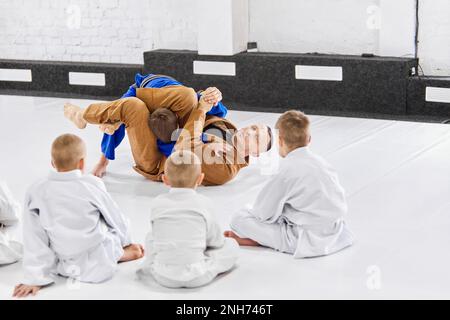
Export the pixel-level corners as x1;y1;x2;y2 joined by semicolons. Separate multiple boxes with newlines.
22;170;131;286
232;147;354;258
139;188;238;288
0;181;23;265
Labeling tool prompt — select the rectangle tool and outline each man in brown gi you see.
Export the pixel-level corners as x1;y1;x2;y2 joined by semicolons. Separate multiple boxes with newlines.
64;85;272;186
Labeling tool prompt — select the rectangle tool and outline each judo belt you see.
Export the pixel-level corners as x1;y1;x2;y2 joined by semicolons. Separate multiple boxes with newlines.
139;74;179;88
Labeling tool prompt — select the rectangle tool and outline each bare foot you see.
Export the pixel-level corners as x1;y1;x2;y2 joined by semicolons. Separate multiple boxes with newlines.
64;103;87;129
224;231;260;247
119;244;145;263
99;122;122;135
92;156;109;178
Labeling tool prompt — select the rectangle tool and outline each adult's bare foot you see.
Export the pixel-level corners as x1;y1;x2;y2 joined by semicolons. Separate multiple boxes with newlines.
224;231;260;247
64;103;87;129
119;244;145;263
92;161;109;178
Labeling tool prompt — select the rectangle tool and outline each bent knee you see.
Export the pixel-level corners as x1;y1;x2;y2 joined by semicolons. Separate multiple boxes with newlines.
183;87;198;107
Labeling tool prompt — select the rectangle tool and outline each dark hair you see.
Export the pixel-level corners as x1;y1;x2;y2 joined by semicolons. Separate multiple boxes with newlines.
266;126;273;151
148;109;179;143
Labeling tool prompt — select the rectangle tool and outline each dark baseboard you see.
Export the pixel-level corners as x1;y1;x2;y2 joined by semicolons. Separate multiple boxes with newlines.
144;50;418;116
408;77;450;118
0;89;116;101
1;52;450;123
0;59;142;99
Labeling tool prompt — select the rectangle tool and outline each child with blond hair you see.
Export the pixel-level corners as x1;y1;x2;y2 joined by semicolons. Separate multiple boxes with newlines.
13;134;143;298
226;111;354;258
138;150;239;288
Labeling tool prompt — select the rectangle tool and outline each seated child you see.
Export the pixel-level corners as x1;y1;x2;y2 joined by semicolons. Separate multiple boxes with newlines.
0;181;23;265
225;110;354;258
138;150;239;288
13;134;144;298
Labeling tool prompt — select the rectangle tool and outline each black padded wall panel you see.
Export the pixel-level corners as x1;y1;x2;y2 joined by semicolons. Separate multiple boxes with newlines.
144;50;417;115
0;59;142;100
408;78;450;118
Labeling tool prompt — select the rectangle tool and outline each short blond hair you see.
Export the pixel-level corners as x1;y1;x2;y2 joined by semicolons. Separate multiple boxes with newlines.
275;110;310;149
51;134;86;171
164;150;202;188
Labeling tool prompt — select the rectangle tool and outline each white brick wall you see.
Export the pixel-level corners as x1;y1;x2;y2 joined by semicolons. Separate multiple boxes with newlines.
248;0;450;76
0;0;198;64
249;0;380;56
0;0;448;76
419;0;450;77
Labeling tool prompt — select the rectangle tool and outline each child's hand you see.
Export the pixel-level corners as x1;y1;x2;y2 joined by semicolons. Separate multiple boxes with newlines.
13;284;41;298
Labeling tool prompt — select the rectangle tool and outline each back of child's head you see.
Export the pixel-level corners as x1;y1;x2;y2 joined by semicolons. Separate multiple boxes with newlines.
148;109;179;143
51;134;86;172
164;150;202;188
275;110;311;149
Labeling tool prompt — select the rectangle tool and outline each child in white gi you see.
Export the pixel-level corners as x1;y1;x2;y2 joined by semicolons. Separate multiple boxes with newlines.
138;150;239;288
225;110;354;258
13;134;144;298
0;181;23;265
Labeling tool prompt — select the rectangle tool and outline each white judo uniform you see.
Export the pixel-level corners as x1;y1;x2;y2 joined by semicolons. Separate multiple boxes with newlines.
231;147;354;258
138;188;239;288
0;181;23;265
22;170;131;286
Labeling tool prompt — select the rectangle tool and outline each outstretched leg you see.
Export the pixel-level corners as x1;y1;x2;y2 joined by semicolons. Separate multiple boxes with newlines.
228;211;298;254
64;97;163;179
224;231;260;247
64;103;87;129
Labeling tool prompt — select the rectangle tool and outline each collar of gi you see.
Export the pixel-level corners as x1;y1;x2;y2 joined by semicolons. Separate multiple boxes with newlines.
48;169;83;181
286;146;311;159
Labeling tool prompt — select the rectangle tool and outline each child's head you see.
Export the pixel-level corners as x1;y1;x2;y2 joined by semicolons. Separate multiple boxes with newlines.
275;110;311;158
148;109;179;143
51;134;86;172
162;150;204;189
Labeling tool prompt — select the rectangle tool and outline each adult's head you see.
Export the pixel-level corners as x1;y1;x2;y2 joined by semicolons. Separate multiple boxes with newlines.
51;134;87;172
275;110;311;158
233;124;272;157
148;109;179;143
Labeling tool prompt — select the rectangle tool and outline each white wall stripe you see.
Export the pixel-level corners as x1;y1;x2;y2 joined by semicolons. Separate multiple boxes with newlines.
193;61;236;76
295;65;343;81
0;68;32;82
69;72;106;86
425;87;450;104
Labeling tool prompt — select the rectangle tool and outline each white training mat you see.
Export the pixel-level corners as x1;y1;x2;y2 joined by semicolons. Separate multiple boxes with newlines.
0;95;450;300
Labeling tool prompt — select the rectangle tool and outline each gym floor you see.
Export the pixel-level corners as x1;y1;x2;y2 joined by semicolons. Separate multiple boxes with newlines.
1;94;450;300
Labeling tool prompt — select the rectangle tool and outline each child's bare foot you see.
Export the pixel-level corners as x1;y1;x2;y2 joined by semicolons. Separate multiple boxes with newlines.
64;103;87;129
99;122;122;135
224;231;260;247
119;244;145;262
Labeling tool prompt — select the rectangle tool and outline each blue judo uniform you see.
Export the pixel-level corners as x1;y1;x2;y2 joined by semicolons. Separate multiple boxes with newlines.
101;73;228;160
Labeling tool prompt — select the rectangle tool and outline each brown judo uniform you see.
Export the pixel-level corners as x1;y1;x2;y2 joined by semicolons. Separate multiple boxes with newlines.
82;86;248;186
